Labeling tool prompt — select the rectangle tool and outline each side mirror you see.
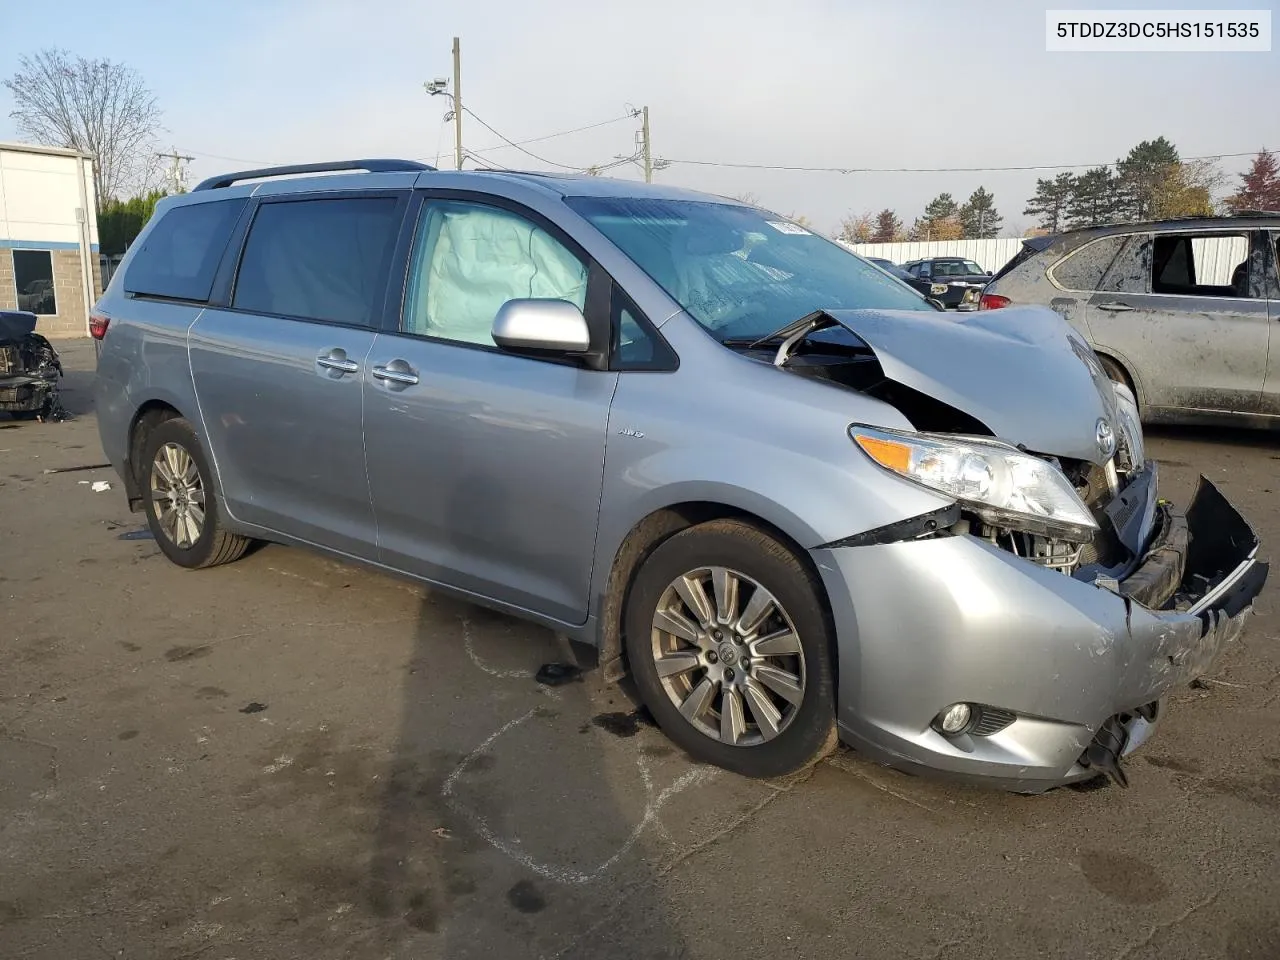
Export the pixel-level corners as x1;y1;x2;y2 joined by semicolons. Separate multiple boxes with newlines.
492;299;591;356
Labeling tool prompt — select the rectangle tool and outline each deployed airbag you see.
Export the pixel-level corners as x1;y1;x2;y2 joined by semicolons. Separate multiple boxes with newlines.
409;204;588;345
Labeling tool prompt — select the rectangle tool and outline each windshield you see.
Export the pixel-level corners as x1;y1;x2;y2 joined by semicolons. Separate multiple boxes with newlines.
932;260;985;277
566;196;932;340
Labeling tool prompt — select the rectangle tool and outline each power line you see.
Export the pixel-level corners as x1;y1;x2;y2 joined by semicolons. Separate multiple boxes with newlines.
457;106;602;171
464;113;638;156
661;150;1261;175
181;148;278;166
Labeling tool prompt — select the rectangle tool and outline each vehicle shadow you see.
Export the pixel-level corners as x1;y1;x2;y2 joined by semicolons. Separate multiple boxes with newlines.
364;591;688;959
1145;422;1280;451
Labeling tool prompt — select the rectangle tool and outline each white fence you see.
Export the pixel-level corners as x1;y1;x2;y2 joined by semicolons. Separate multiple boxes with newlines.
1190;236;1248;286
839;238;1028;275
841;235;1250;287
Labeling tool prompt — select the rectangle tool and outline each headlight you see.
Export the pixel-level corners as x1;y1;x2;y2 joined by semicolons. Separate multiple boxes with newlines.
850;425;1098;541
929;283;948;295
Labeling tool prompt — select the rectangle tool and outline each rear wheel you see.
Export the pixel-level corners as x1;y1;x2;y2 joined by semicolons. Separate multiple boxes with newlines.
140;417;251;569
624;519;838;778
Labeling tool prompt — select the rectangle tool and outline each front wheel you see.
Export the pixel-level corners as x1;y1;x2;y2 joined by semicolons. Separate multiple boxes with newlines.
624;519;838;778
140;417;252;569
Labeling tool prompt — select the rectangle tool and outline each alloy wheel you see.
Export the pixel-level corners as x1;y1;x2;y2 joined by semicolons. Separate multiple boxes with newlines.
151;441;206;549
650;566;807;746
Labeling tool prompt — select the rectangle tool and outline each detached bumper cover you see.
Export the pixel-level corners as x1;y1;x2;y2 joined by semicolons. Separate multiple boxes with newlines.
814;475;1266;792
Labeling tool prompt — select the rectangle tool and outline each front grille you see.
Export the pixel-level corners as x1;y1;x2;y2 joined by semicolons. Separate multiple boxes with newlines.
1111;489;1141;532
0;346;18;377
972;708;1016;736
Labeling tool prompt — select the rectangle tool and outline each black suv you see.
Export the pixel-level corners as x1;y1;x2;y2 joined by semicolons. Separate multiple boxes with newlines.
901;257;991;309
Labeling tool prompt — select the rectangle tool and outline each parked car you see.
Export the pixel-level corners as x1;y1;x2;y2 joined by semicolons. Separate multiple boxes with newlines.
981;215;1280;426
0;310;63;419
901;257;990;310
16;278;55;315
92;160;1267;792
865;256;912;281
863;256;949;308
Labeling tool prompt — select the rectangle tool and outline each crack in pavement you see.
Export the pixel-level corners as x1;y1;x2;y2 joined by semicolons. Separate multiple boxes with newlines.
545;766;814;959
826;752;947;814
1113;888;1224;960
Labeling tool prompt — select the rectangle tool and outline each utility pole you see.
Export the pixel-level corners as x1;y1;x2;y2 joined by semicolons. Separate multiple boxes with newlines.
452;37;464;171
156;146;194;194
641;106;652;183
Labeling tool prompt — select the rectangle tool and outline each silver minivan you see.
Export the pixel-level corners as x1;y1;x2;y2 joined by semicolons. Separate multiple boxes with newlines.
92;160;1267;792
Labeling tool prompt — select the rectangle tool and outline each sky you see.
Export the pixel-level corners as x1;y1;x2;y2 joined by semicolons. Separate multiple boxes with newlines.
1;0;1277;235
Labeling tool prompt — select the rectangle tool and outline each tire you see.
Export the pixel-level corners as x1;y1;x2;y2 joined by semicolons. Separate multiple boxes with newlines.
140;417;251;569
624;519;838;779
1099;355;1133;393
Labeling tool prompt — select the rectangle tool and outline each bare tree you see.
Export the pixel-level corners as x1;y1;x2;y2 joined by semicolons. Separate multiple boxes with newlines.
837;210;875;244
4;48;163;208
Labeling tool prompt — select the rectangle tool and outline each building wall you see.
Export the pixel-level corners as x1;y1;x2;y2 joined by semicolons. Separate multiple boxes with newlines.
0;143;100;338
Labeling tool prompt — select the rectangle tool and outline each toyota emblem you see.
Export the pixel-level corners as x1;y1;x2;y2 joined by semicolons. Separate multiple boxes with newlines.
1096;418;1117;459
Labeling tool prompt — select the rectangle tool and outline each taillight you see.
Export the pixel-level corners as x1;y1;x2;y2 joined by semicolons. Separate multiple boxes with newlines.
979;294;1011;310
89;312;110;340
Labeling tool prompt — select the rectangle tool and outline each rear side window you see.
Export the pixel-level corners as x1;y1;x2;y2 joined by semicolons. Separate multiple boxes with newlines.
1151;232;1251;297
1050;236;1126;291
1098;235;1151;294
124;198;247;302
233;197;402;326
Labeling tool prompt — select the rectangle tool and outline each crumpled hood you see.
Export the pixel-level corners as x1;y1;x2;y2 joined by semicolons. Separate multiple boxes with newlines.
825;304;1121;465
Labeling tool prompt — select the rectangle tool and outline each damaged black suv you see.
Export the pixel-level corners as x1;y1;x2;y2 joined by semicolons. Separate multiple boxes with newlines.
0;310;64;421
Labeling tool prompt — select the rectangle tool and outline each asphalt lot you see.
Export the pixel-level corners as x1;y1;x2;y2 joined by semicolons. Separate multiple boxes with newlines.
2;339;1279;960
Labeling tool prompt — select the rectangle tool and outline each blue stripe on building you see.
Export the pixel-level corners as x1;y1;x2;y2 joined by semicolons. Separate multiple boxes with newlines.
0;239;100;252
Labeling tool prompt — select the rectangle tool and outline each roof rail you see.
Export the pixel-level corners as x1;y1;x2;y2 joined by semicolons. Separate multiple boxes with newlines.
1230;209;1280;217
192;159;435;192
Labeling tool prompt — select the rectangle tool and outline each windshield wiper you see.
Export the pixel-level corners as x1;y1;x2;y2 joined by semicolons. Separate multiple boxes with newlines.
732;310;838;367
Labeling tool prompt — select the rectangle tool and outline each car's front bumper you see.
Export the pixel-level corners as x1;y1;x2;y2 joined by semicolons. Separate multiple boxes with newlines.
0;371;58;412
813;476;1266;793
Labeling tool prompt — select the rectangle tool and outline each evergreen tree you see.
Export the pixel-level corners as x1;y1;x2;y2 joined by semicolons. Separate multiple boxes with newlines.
1023;173;1076;233
872;208;902;242
1115;137;1180;220
1066;167;1125;227
959;187;1002;238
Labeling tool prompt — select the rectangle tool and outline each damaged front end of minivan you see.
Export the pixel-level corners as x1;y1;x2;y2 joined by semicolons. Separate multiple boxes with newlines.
0;310;64;421
766;305;1268;791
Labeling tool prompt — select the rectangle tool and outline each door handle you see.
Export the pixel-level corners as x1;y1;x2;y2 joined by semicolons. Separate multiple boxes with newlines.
371;360;420;386
1095;302;1135;313
317;350;359;374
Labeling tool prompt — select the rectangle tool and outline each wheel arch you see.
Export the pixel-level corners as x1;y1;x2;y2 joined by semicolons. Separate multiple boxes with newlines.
124;399;185;511
1093;350;1144;411
124;396;229;514
595;500;834;686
